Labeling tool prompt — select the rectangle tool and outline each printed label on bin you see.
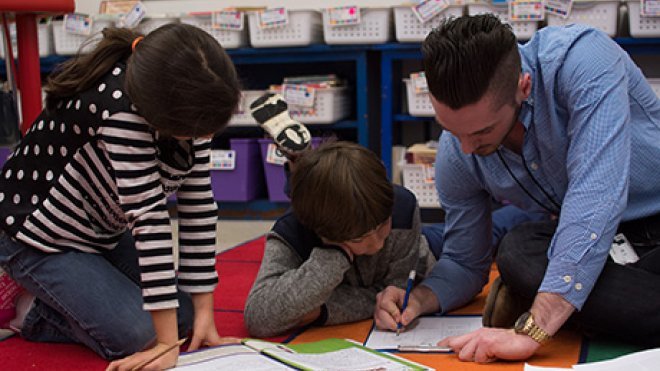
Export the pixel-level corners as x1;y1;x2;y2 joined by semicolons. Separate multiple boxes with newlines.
258;8;289;29
63;14;94;35
210;150;236;170
213;10;244;30
545;0;572;18
412;0;450;24
410;72;429;94
424;164;435;184
266;144;287;166
283;85;316;108
642;0;660;16
509;1;545;21
120;1;147;28
326;6;361;26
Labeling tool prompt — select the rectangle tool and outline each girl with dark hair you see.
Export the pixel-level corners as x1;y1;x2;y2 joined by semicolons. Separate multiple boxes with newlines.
0;23;241;369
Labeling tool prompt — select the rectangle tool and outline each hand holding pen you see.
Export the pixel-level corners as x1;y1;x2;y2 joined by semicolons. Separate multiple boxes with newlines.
396;270;416;336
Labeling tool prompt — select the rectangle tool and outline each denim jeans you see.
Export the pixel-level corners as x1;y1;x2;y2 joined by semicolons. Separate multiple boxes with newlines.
422;204;539;260
0;231;194;360
496;215;660;346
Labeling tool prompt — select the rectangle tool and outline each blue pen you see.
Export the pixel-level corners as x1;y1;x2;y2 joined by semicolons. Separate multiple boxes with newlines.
396;270;416;336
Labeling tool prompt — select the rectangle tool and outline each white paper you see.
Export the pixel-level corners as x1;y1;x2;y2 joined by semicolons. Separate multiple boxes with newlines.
175;344;293;370
365;316;482;350
267;347;414;371
573;348;660;371
524;364;570;371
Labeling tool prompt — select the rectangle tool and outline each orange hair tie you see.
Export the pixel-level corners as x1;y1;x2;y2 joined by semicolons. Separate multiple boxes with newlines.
131;36;144;52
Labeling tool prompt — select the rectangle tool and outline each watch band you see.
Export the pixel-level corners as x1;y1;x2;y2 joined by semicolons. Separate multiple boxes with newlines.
515;312;552;344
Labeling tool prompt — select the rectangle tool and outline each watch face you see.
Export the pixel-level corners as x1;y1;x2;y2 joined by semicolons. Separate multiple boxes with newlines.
514;311;531;332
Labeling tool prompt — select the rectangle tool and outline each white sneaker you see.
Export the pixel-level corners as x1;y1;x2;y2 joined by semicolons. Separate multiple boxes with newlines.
249;93;311;156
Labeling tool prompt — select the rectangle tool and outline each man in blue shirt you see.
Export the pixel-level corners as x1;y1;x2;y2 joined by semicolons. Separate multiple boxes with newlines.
374;14;660;362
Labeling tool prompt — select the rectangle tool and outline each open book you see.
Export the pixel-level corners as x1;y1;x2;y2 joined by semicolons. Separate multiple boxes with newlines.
175;338;434;370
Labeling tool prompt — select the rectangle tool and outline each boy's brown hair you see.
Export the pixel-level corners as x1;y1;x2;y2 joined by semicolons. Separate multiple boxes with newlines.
290;141;394;242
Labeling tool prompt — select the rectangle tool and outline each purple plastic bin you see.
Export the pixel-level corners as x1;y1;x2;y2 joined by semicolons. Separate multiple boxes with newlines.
0;147;12;169
211;138;265;202
258;137;323;202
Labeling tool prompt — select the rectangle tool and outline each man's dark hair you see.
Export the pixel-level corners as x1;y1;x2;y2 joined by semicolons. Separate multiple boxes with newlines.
422;14;521;110
46;24;241;138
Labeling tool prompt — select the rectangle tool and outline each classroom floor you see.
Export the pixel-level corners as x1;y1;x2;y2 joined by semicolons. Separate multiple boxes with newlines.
171;219;275;254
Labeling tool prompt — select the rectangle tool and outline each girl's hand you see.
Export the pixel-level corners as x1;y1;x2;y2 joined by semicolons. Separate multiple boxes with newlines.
105;341;181;371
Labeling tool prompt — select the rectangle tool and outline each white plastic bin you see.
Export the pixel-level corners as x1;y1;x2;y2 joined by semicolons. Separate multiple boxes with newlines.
271;86;351;124
0;23;53;58
137;15;180;35
322;7;392;45
546;1;620;37
394;5;464;42
228;90;268;126
247;10;323;48
180;13;248;49
627;1;660;37
404;78;435;117
401;162;440;208
468;1;538;40
53;16;116;55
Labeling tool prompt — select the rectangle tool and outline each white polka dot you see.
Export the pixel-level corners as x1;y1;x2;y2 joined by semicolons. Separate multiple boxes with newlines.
74;124;81;134
57;101;63;109
17;170;24;180
0;193;4;202
31;195;39;205
60;147;68;157
131;104;138;112
13;194;20;204
49;120;55;130
98;83;106;92
88;127;95;136
75;100;81;110
34;145;40;155
89;104;97;114
23;146;29;155
38;120;44;130
113;67;122;75
48;145;54;155
4;169;11;179
112;90;123;99
46;170;53;181
66;100;73;109
6;216;14;225
60;123;66;133
32;170;39;180
102;110;110;120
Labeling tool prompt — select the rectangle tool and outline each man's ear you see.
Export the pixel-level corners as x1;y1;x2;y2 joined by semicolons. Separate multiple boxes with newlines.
517;73;532;103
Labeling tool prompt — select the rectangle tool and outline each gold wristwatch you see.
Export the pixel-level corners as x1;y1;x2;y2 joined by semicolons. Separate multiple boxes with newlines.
513;311;552;344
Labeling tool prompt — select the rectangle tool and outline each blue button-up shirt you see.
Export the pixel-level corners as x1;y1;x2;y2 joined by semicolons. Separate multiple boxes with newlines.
423;25;660;312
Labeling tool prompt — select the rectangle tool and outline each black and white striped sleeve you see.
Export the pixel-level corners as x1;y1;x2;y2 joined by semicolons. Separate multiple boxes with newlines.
98;112;178;311
175;138;219;294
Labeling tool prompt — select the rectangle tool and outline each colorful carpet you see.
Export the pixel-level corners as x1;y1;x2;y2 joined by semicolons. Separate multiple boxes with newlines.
0;236;647;370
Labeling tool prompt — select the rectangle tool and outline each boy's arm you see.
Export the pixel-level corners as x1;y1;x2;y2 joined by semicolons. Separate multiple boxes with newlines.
324;206;427;325
244;234;351;337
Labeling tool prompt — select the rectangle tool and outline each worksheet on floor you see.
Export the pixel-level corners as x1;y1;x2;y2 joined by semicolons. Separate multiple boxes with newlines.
365;316;483;350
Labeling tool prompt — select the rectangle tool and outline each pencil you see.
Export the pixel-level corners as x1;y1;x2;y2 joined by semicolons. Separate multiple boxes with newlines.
396;270;416;336
130;338;187;371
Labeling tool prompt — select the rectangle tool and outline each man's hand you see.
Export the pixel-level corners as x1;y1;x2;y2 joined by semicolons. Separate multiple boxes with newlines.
374;285;438;331
439;328;540;363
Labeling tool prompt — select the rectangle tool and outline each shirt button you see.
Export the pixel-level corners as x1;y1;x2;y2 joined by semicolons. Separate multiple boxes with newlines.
530;162;539;171
590;233;597;240
575;283;583;291
563;275;572;283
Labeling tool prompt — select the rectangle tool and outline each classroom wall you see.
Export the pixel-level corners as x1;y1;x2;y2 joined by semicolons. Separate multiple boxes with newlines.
76;0;407;15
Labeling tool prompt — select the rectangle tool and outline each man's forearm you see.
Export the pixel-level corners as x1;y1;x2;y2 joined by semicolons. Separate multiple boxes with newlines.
531;292;576;335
